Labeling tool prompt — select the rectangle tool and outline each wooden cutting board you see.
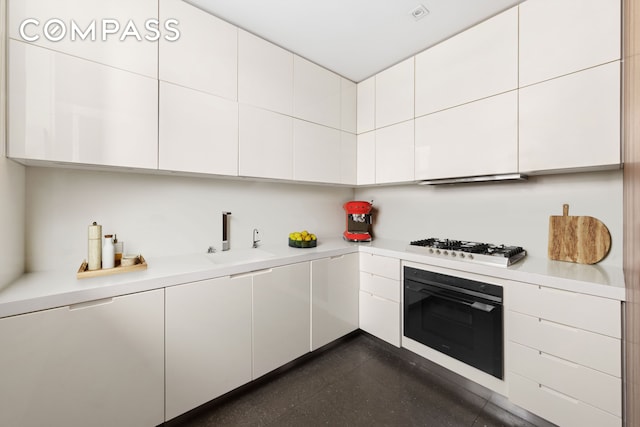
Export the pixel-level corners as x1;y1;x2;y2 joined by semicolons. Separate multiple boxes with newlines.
548;204;611;264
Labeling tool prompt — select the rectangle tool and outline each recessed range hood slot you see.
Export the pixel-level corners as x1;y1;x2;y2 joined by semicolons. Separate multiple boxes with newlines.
418;173;528;186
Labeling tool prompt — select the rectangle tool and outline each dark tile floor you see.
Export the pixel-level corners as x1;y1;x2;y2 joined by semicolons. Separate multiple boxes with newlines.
171;333;549;427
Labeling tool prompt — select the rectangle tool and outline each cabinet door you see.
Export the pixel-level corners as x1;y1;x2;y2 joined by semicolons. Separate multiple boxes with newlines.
415;7;518;117
165;276;252;420
9;0;158;78
359;291;400;347
253;263;311;378
238;29;293;115
293;119;341;184
341;78;357;133
357;132;376;185
375;57;415;128
8;40;158;169
0;290;164;427
159;0;237;100
239;104;293;180
519;62;621;173
519;0;621;87
159;81;238;176
415;91;517;180
340;132;357;185
356;76;375;133
293;56;341;129
311;254;359;351
375;120;414;184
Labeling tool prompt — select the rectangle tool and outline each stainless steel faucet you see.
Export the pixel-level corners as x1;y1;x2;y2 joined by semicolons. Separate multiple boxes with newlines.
252;228;260;248
222;211;231;251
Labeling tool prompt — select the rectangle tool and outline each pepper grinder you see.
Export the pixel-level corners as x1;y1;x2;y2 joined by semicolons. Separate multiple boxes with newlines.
88;222;102;271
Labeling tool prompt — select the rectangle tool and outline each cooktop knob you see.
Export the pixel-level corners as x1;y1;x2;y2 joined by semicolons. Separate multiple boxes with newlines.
468;254;474;260
435;250;441;255
443;251;448;256
451;252;457;257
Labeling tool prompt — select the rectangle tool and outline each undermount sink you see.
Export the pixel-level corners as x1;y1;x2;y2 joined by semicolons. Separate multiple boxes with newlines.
205;248;275;265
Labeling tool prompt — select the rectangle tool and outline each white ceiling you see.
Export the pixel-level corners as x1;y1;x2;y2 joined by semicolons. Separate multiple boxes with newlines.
187;0;524;82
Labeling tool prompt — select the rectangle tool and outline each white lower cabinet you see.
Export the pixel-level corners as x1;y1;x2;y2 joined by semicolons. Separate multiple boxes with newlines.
159;81;238;176
165;276;252;421
0;290;165;427
507;282;622;426
358;253;401;347
311;254;359;350
253;263;311;378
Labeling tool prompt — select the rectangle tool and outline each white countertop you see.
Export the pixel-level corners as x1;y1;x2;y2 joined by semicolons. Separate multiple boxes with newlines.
0;237;626;318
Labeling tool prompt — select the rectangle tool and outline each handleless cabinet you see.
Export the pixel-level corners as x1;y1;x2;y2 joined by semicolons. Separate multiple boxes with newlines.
415;7;518;117
8;40;158;169
375;120;414;184
415;91;518;180
293;56;342;129
357;132;376;185
165;276;252;421
311;254;359;350
253;262;311;379
340;132;358;185
238;30;293;116
159;0;237;100
357;76;375;134
519;0;621;87
0;290;164;427
375;57;414;128
239;104;293;180
341;78;357;133
159;81;238;176
518;62;621;173
8;0;158;78
293;119;342;184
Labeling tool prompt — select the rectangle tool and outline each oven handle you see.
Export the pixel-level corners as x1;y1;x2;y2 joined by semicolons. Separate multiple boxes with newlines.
418;288;497;312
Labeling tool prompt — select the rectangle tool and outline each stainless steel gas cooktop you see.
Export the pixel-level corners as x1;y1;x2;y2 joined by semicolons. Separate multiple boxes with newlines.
406;238;526;267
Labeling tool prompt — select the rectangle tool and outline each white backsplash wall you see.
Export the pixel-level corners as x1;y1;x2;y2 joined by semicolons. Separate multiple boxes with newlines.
355;170;623;268
25;167;354;272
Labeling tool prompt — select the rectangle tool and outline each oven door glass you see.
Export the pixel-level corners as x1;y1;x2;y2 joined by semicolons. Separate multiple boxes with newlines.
404;279;503;379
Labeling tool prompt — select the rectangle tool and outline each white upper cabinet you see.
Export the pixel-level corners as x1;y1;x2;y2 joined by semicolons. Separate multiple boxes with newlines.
159;0;237;100
8;0;158;78
375;120;414;184
519;62;621;173
340;132;357;185
519;0;621;87
341;78;357;133
415;7;518;117
293;56;342;129
293;120;341;184
8;40;158;169
159;81;238;176
238;30;293;115
357;76;375;134
415;91;518;180
375;57;415;128
357;132;376;186
239;104;293;180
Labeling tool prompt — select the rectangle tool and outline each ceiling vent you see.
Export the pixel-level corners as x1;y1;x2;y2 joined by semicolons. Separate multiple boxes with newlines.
410;4;430;21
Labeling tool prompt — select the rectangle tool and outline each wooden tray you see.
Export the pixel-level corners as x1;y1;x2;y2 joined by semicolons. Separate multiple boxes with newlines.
77;255;147;279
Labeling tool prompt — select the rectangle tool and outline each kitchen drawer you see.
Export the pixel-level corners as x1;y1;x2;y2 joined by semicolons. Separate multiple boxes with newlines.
509;342;621;417
359;291;400;347
509;311;620;377
509;372;620;427
509;283;620;338
359;253;400;280
360;272;399;303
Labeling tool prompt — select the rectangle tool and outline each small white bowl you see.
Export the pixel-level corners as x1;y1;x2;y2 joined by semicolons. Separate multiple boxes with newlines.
121;255;139;267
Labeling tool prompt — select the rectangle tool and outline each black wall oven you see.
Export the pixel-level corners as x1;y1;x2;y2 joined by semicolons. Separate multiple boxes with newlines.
404;266;503;379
